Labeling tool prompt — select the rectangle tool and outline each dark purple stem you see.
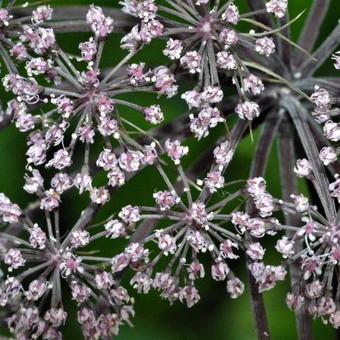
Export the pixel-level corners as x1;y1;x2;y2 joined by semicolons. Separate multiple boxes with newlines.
282;96;337;223
278;118;314;340
246;112;283;340
246;0;274;27
299;24;340;77
294;0;331;67
278;13;292;72
296;77;340;97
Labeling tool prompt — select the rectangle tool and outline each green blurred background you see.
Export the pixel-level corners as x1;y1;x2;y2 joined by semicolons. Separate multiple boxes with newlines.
0;0;339;339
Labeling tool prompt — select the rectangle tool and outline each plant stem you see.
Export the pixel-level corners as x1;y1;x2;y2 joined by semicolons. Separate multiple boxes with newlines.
278;118;314;340
299;24;340;77
295;0;331;67
246;112;283;340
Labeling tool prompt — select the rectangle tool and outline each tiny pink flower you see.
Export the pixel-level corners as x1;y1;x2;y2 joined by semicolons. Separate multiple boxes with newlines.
255;37;275;57
165;139;189;164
